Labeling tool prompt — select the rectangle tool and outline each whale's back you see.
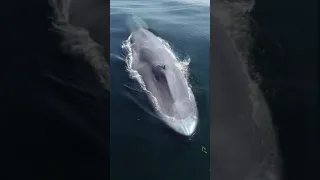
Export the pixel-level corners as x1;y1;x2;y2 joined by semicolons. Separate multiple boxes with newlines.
131;28;175;66
127;26;198;136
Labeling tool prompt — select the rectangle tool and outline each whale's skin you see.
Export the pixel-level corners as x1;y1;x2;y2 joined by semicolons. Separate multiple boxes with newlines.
210;15;278;180
130;28;198;137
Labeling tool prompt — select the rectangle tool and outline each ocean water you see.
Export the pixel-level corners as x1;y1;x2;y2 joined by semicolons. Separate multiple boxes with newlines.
110;0;210;180
251;0;318;179
213;0;318;179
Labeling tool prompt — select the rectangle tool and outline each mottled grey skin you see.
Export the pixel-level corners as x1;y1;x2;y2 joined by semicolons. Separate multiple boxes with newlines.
210;16;278;180
130;28;198;136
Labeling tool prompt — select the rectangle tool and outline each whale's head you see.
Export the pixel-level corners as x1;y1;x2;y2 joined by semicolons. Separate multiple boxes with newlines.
148;64;198;137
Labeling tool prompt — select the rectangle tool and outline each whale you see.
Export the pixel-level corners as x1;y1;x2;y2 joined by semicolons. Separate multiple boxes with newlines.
128;25;198;137
210;13;279;180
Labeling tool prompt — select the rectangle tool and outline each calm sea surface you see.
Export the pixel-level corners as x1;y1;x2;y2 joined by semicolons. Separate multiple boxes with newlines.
110;0;210;180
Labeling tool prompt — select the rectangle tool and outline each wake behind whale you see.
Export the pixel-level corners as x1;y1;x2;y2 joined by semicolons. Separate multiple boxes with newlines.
122;17;198;137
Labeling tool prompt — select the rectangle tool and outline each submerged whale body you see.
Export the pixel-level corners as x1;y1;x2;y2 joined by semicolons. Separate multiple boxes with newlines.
128;27;198;137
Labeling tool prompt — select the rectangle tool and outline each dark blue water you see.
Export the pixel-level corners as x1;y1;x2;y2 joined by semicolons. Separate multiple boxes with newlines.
110;0;210;179
251;0;319;179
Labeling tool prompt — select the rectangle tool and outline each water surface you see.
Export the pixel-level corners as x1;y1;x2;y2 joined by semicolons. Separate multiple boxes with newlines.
110;0;210;179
